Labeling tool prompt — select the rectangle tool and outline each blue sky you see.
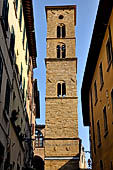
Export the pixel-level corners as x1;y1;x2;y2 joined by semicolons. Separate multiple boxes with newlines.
33;0;99;164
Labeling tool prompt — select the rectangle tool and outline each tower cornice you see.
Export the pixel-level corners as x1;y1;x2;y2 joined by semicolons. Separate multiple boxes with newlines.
45;5;76;25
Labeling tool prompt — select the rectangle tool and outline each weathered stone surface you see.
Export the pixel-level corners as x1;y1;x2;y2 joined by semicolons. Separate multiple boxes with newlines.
45;5;80;170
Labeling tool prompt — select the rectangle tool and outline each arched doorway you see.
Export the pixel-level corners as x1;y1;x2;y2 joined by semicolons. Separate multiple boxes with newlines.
33;156;44;170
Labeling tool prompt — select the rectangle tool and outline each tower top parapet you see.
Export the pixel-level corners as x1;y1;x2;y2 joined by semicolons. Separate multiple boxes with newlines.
45;5;76;25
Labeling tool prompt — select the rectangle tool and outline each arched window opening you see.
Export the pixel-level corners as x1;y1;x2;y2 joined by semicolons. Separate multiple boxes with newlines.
62;44;66;58
57;26;60;38
62;25;66;38
57;45;60;58
35;130;43;148
62;83;66;96
57;83;61;97
57;82;66;97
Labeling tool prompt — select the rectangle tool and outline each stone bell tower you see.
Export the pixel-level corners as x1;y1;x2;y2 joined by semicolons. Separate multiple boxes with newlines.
45;5;80;170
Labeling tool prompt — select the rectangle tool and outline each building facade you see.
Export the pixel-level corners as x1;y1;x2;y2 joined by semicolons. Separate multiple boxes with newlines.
81;0;113;169
45;5;81;170
0;0;39;170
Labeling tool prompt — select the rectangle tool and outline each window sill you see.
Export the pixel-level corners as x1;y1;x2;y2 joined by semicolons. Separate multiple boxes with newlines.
100;82;104;91
104;130;108;138
107;60;112;72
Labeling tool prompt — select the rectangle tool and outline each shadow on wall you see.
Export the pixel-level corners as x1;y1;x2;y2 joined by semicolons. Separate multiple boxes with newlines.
58;156;80;170
33;156;44;170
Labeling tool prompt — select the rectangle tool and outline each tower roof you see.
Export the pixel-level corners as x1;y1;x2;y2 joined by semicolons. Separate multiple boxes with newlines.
45;5;76;25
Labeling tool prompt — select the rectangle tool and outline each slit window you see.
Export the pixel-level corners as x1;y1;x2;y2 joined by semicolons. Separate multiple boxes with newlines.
62;44;66;58
97;120;101;146
57;26;60;38
103;106;108;133
4;80;10;115
10;26;15;65
106;25;112;67
62;25;66;38
57;83;61;96
100;160;103;170
19;2;22;31
62;83;66;96
57;45;60;58
0;50;3;93
94;80;98;104
99;62;104;87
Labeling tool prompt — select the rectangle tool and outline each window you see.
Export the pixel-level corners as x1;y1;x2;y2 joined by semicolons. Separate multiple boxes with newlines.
22;78;25;101
2;0;9;30
103;106;108;134
57;44;66;58
57;45;60;58
106;25;112;67
62;83;66;96
97;120;101;146
62;25;66;38
22;25;25;49
4;80;10;116
20;63;23;88
15;0;18;11
10;26;15;65
100;160;103;170
19;2;22;31
106;38;112;66
59;15;64;19
57;82;66;97
35;130;43;148
62;44;66;58
99;62;104;88
25;42;28;64
111;89;113;114
0;49;3;93
57;83;61;96
57;24;66;38
94;81;98;104
57;26;60;38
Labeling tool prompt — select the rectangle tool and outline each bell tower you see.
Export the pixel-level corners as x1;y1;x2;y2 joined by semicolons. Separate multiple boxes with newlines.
45;5;80;170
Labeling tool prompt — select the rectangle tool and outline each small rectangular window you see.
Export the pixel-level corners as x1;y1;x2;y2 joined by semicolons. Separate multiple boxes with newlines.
94;81;98;104
97;120;101;146
57;45;60;58
103;106;108;134
19;3;22;31
4;80;10;115
100;160;103;170
22;25;25;49
57;26;60;38
0;49;3;93
57;83;61;97
99;62;104;88
106;38;112;65
62;45;66;58
2;0;9;30
62;83;66;96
